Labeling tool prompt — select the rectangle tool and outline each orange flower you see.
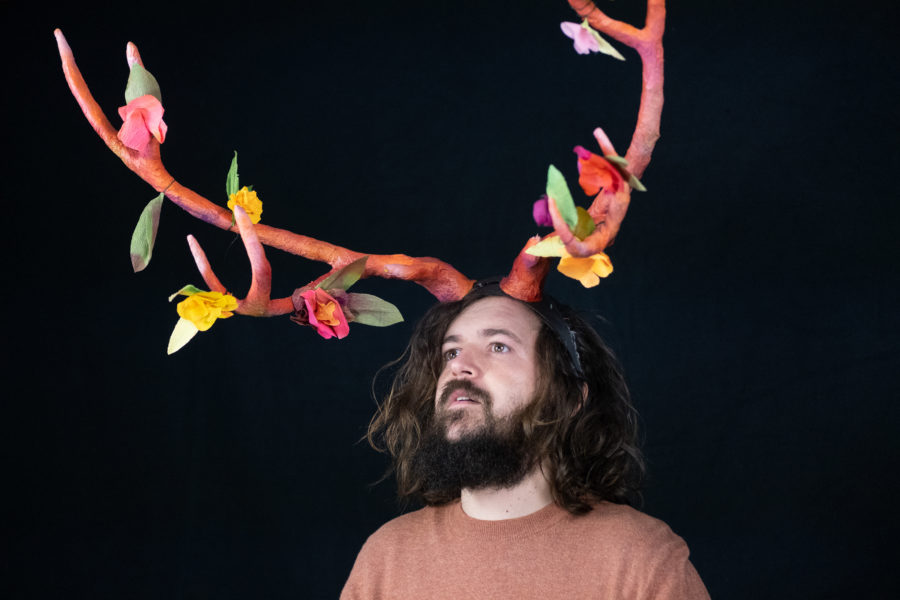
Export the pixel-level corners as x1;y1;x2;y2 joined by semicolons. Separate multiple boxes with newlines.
557;251;613;288
176;291;238;331
227;187;263;224
117;94;167;153
574;145;624;196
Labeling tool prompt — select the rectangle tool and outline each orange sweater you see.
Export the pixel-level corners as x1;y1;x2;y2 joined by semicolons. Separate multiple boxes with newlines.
341;500;708;599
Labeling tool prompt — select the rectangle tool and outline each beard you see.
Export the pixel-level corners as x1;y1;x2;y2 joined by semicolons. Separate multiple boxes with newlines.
410;380;539;499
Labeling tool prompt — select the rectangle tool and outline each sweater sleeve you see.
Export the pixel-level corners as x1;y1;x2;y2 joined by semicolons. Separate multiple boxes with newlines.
639;525;710;599
339;536;379;600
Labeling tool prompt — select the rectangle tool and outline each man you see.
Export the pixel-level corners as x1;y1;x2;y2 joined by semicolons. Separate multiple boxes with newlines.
342;283;709;599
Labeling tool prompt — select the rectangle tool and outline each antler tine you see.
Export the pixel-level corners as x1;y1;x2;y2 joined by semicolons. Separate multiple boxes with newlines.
55;30;475;304
186;235;226;293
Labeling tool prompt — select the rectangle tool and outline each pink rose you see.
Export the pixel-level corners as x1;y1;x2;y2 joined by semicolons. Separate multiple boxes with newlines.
117;94;167;153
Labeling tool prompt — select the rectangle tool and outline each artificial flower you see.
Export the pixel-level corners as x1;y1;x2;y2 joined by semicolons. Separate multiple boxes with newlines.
532;195;552;227
557;250;613;288
560;20;625;60
117;94;167;153
574;145;624;196
227;186;263;224
176;291;238;331
560;21;601;54
295;289;350;339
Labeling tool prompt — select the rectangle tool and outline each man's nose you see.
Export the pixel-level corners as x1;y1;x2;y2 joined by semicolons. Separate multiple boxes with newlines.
449;352;480;378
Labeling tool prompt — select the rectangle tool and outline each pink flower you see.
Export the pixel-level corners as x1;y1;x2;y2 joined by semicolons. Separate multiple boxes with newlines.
573;145;624;196
295;289;350;340
560;21;602;55
117;94;167;153
532;195;552;227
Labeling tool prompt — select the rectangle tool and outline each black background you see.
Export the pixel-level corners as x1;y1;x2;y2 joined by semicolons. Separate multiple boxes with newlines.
4;0;898;598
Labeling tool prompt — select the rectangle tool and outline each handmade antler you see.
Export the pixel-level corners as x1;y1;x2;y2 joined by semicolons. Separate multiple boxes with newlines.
502;0;665;301
56;0;665;327
54;29;474;309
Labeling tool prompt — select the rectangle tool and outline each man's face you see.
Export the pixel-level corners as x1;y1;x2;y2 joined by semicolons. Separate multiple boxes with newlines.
434;296;542;441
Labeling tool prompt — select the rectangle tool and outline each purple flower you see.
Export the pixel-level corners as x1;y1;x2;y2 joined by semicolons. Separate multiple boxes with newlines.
533;195;552;227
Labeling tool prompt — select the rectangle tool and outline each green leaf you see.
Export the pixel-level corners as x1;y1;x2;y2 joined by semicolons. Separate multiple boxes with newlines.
603;154;647;192
168;284;203;302
226;151;239;197
546;165;577;230
345;293;404;327
626;172;647;192
525;236;566;257
604;154;629;169
130;193;164;273
583;20;625;61
167;317;199;355
573;206;595;240
316;256;368;292
124;64;162;104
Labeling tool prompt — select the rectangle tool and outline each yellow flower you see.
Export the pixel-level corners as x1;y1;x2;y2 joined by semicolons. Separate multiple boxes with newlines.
227;186;263;224
557;251;613;288
176;291;238;331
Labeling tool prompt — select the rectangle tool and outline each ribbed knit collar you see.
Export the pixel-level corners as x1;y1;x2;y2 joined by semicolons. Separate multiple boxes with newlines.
439;499;571;542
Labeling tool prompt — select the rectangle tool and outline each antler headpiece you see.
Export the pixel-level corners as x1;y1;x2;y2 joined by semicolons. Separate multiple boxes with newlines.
55;0;666;353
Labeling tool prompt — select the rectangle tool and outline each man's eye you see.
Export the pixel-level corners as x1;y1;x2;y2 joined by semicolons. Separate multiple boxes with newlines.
443;348;459;361
490;342;509;353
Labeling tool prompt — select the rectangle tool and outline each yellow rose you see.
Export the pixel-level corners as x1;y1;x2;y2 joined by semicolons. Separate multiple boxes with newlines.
176;291;238;331
227;186;263;224
557;251;613;288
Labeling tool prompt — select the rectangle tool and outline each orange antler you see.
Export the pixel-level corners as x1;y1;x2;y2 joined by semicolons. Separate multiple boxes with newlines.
502;0;666;301
54;29;474;306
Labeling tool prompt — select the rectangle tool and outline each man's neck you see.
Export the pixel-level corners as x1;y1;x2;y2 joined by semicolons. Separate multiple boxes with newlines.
460;464;553;521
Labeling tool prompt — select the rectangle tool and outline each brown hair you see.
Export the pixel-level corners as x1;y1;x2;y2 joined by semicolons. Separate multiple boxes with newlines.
367;294;645;514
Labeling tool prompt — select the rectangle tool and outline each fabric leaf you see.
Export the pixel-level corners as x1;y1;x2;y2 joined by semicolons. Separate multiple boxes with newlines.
124;64;162;104
130;193;164;272
168;284;203;302
316;256;368;292
587;26;625;61
345;293;404;327
167;317;199;354
603;154;647;192
573;206;595;241
626;172;647;192
546;165;577;230
226;152;239;197
525;236;566;257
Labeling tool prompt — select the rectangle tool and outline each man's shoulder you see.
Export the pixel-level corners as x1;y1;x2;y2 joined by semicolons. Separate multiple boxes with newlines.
364;503;450;547
570;502;689;553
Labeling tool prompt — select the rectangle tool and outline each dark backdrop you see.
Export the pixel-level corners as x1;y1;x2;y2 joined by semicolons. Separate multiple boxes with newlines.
4;0;898;598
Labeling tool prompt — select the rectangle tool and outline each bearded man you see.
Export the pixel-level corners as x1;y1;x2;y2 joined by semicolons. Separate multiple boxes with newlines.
341;283;709;599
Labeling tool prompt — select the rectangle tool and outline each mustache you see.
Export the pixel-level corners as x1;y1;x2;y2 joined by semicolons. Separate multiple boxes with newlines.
438;379;492;408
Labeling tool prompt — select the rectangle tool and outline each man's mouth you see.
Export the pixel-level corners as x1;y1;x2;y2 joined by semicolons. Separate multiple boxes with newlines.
449;389;480;405
440;381;489;408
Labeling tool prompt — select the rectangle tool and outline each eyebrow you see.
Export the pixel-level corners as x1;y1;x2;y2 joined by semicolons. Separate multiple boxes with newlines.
442;328;523;345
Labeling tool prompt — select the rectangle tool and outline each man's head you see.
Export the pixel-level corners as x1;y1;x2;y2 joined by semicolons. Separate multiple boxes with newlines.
368;290;645;514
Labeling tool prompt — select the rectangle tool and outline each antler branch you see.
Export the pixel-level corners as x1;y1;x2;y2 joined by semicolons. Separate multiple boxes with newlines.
55;29;474;303
504;0;665;299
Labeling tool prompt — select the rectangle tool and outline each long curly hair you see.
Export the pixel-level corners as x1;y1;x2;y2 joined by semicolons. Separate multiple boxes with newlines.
367;293;645;514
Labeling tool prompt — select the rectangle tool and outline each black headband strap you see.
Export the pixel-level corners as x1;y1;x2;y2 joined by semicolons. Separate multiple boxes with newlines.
468;279;584;378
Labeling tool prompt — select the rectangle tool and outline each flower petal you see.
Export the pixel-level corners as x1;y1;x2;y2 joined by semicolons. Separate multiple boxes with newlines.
532;196;552;227
117;110;152;151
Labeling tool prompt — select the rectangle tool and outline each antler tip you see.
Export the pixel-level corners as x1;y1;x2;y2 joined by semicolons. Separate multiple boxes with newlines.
126;41;143;68
54;29;71;53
